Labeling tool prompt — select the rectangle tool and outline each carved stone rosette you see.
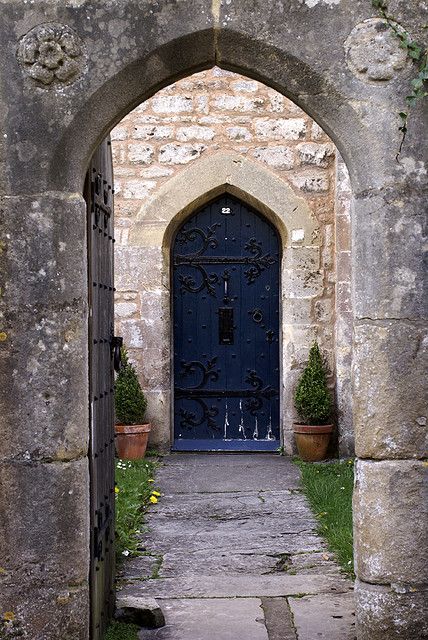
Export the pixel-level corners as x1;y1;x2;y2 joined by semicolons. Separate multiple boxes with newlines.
17;23;86;87
345;18;408;82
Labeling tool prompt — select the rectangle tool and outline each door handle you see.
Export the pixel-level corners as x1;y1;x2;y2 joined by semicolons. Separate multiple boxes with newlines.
218;307;234;345
111;336;123;371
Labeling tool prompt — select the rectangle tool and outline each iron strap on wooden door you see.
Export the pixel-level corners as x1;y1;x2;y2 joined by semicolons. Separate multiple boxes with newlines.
85;137;116;639
172;194;280;451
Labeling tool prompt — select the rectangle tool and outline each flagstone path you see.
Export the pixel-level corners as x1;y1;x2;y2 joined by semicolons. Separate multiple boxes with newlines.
118;454;355;639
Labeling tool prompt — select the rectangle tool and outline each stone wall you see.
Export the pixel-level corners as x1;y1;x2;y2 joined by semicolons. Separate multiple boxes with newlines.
112;68;336;235
112;67;353;454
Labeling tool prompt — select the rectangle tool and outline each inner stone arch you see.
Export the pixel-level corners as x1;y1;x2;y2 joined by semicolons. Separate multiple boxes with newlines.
112;67;353;455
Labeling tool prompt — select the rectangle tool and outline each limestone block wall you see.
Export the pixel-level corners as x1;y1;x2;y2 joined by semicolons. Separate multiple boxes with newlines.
112;67;352;453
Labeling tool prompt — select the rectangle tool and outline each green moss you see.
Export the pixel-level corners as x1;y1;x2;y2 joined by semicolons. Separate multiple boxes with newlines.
105;621;140;640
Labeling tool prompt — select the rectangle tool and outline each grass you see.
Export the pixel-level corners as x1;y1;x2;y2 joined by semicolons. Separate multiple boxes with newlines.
108;458;161;639
115;457;160;559
145;448;165;458
294;458;355;577
105;621;140;640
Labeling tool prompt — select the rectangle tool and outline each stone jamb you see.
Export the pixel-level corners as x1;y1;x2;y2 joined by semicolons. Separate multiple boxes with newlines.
334;154;353;456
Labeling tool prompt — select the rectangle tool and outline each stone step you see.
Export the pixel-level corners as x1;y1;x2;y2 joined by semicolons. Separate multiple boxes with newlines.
121;573;353;599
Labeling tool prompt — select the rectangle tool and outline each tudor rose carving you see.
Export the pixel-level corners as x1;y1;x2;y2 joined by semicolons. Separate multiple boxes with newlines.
345;18;408;82
17;23;86;87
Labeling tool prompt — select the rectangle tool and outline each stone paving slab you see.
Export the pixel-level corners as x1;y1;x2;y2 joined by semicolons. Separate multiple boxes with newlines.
117;555;160;580
158;549;343;577
261;598;297;640
154;454;301;493
143;518;318;541
289;592;356;639
146;514;316;534
159;550;285;577
141;532;324;556
121;574;353;599
137;598;269;640
140;489;322;556
120;454;355;639
145;490;312;521
281;550;344;576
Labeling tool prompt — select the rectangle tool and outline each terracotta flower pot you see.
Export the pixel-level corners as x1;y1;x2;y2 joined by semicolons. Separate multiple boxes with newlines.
115;423;151;460
293;424;333;462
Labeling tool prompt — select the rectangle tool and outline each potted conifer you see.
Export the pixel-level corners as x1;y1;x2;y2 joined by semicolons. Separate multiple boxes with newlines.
115;347;151;460
293;341;333;462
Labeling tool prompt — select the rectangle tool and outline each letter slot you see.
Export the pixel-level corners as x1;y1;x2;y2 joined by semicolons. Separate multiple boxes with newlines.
218;307;234;345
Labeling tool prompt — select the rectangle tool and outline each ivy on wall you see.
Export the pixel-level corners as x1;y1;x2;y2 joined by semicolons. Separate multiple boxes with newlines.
372;0;428;158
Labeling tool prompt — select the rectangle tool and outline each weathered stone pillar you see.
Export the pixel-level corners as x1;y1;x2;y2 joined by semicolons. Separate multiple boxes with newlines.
0;2;216;637
0;193;90;638
352;177;428;637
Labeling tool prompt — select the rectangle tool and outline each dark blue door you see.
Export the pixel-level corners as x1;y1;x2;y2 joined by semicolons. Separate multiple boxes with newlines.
173;194;280;451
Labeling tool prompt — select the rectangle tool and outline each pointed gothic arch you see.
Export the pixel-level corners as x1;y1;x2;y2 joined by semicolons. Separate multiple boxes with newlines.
2;4;425;637
122;152;323;453
50;29;369;195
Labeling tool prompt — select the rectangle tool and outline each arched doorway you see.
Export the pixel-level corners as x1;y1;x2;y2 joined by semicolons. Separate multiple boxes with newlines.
128;150;317;455
2;4;425;638
172;193;280;451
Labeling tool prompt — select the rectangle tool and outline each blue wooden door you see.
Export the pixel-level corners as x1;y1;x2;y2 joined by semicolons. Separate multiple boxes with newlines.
173;194;280;451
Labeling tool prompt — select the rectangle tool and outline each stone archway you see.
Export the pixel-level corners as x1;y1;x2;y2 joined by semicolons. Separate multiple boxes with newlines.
118;151;320;453
1;4;426;639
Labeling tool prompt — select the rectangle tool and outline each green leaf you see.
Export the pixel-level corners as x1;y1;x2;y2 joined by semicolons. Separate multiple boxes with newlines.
398;111;408;120
408;41;422;52
411;78;424;89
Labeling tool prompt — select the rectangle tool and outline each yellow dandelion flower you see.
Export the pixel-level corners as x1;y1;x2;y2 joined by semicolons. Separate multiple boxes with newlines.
148;479;155;483
114;486;120;494
149;495;158;504
151;490;161;497
3;612;15;622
